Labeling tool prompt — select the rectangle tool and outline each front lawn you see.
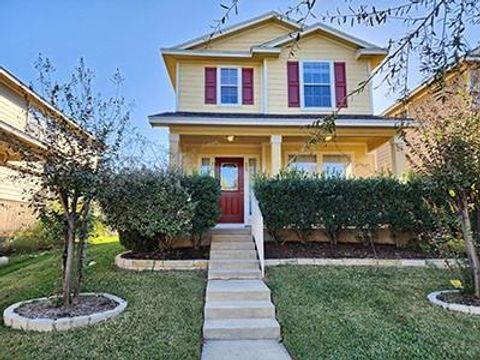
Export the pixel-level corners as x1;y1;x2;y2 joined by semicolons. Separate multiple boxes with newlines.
0;242;206;360
268;266;480;360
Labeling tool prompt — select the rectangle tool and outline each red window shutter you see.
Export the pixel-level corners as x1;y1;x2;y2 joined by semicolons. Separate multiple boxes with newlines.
205;67;217;104
242;68;254;105
334;62;347;108
287;62;300;107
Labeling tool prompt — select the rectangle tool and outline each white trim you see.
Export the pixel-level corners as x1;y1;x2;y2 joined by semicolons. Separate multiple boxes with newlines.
195;153;260;225
299;60;335;111
161;49;254;58
175;62;180;111
149;115;407;128
262;22;386;50
217;66;242;106
262;58;268;113
170;11;301;50
355;48;389;59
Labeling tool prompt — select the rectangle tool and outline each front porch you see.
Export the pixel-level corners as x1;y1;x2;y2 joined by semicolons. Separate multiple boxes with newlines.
168;123;406;225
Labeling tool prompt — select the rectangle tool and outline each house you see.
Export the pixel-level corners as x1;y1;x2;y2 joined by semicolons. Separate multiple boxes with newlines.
149;11;406;225
0;66;72;235
379;48;480;173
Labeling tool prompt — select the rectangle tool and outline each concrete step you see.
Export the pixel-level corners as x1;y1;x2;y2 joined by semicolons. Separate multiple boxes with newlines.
211;227;251;235
209;259;259;271
208;269;262;280
205;300;275;319
211;242;255;250
201;340;292;360
212;235;252;243
203;318;281;340
206;280;271;302
209;250;257;260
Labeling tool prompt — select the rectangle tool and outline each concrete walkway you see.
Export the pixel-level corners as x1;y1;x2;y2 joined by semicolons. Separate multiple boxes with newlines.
201;228;291;360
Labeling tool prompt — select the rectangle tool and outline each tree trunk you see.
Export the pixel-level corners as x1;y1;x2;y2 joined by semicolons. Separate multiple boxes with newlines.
458;196;480;298
63;221;75;307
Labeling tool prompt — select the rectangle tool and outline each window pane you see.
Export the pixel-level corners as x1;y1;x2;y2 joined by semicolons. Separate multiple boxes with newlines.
288;154;317;173
200;157;211;175
322;155;350;178
220;163;238;190
221;86;238;104
221;68;238;85
304;85;331;107
303;62;330;84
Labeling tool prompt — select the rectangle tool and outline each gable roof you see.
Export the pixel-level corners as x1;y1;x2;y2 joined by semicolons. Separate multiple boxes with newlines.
382;46;480;116
0;66;95;140
167;11;386;53
170;11;300;50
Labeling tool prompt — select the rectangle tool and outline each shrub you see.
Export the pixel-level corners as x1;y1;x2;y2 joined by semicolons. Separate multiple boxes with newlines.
254;170;439;246
99;168;195;252
181;174;221;249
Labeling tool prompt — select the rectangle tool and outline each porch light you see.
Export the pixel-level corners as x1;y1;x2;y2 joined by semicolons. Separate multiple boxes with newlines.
226;135;235;142
325;135;334;142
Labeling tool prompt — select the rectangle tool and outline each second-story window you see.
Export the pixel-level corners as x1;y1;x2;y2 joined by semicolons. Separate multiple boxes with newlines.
302;62;332;108
219;68;240;105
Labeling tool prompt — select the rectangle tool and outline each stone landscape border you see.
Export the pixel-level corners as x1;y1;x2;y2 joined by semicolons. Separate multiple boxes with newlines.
3;293;127;332
115;252;208;271
428;290;480;315
265;258;455;268
116;251;455;271
0;256;8;267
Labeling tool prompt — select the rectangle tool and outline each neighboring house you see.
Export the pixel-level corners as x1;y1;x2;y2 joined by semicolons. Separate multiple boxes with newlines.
149;11;406;225
380;47;480;172
0;66;70;235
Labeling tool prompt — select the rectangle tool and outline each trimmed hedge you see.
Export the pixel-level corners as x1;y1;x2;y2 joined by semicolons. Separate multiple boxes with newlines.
254;171;439;246
99;169;220;252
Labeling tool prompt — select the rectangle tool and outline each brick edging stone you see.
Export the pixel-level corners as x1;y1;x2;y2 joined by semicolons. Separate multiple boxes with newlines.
115;252;208;271
3;293;127;332
428;290;480;315
265;258;455;268
0;256;8;267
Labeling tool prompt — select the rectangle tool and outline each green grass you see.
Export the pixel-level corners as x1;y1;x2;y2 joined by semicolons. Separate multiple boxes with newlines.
0;243;206;360
267;266;480;360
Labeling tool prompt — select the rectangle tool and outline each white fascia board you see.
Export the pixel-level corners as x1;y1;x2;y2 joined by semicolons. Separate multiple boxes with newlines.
161;49;253;58
263;22;383;50
355;48;388;59
169;11;300;50
0;120;47;150
149;115;409;128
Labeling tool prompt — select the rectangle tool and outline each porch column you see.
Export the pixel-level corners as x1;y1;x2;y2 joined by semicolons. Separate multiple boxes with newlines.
390;135;406;177
169;132;181;169
270;135;282;175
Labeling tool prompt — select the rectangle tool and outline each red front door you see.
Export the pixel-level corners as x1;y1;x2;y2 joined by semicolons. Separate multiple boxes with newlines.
215;157;244;223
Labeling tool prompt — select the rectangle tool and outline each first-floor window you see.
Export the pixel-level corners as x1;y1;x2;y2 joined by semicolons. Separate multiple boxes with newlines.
470;70;480;107
200;157;211;175
288;154;317;174
303;62;332;108
220;68;239;104
322;155;350;177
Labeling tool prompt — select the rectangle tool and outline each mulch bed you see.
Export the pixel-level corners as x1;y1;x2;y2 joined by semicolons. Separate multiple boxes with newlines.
265;242;436;259
123;246;210;260
15;295;118;320
438;292;480;307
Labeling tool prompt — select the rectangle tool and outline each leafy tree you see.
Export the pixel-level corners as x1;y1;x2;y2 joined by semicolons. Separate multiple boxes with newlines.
0;56;131;307
405;90;480;296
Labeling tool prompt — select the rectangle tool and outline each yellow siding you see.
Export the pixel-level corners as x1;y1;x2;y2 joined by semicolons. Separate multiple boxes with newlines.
179;136;376;178
192;21;293;51
177;32;373;115
0;83;28;130
267;33;372;114
375;142;393;174
178;60;263;113
0;165;26;202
